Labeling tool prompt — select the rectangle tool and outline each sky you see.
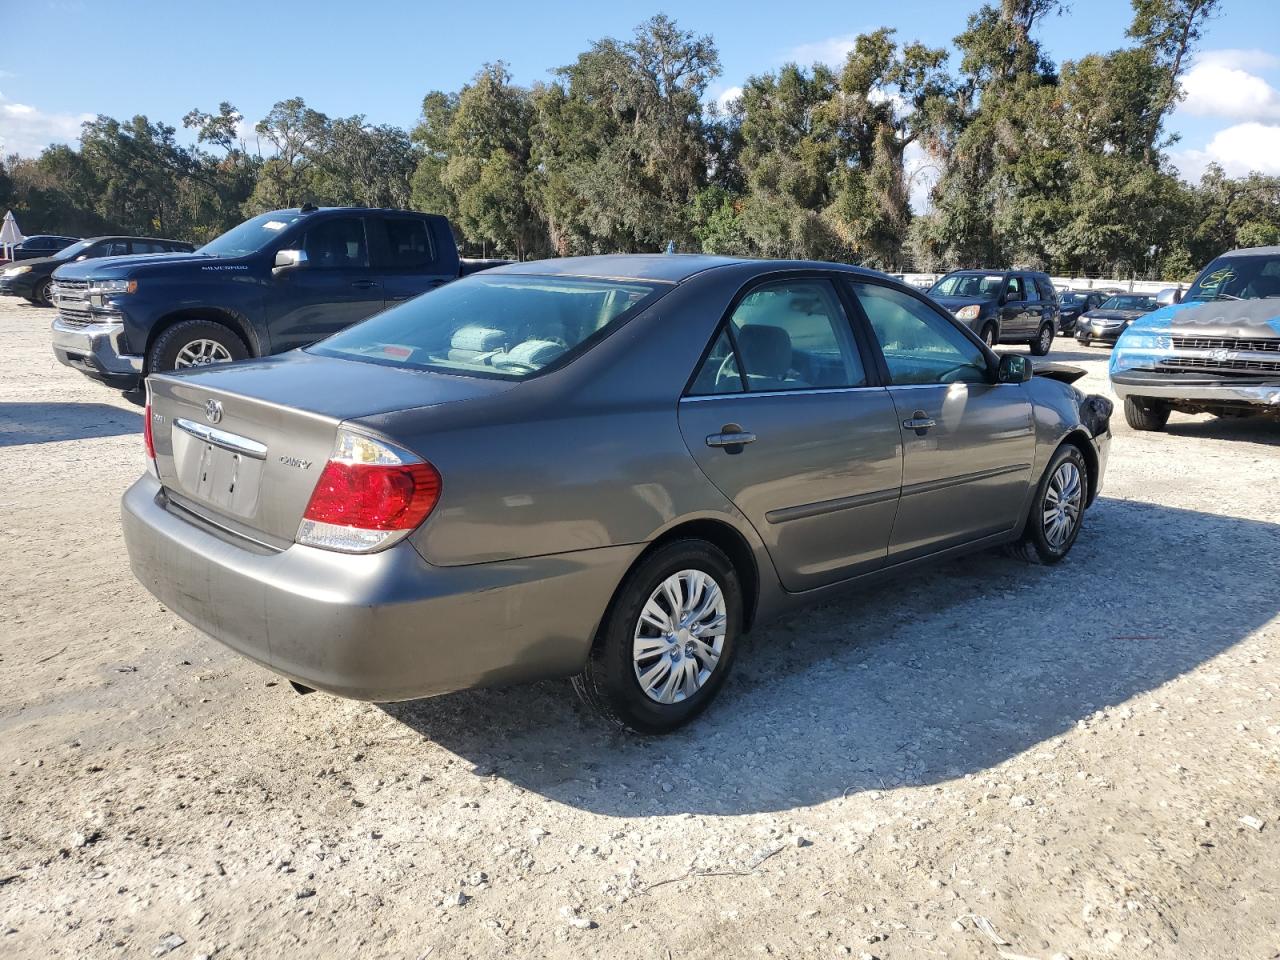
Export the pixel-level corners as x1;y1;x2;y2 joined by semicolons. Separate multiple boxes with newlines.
2;0;1279;192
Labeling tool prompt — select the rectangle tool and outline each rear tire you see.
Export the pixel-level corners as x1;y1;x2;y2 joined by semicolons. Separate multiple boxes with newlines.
1030;323;1054;356
1006;444;1088;565
573;539;743;734
147;319;248;375
1123;395;1170;432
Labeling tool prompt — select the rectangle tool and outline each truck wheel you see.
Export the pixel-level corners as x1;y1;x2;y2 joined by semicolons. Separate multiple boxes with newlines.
980;323;998;347
1030;323;1054;356
1123;396;1170;432
572;539;743;735
148;320;249;375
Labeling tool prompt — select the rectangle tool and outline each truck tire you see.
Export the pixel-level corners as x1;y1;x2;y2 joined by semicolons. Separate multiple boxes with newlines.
1123;395;1170;432
148;320;249;375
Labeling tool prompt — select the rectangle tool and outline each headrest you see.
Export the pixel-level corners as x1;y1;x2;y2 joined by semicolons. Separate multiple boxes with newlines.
737;324;791;379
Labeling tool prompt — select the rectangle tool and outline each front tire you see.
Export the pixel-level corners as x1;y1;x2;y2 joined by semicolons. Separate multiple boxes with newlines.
33;277;54;307
1123;395;1170;432
573;539;743;734
1030;323;1054;356
980;322;998;347
1007;444;1088;564
147;319;248;375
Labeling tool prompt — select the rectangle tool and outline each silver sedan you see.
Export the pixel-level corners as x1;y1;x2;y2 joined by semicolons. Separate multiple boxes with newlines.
123;256;1112;733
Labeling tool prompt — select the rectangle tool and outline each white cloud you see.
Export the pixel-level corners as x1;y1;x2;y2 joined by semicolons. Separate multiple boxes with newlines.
1173;122;1280;179
904;141;940;214
715;85;743;112
1180;55;1280;123
0;95;93;156
1193;49;1280;73
785;34;858;68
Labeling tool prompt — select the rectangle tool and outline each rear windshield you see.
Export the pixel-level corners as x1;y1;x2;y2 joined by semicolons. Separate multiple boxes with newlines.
929;273;1004;298
310;274;667;379
198;212;307;258
1100;295;1157;312
1185;254;1280;301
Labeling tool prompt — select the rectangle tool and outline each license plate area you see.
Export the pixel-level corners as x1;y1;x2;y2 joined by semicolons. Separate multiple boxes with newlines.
171;418;266;518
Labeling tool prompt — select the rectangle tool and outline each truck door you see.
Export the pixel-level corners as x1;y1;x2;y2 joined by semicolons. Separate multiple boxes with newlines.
268;215;384;351
370;215;457;307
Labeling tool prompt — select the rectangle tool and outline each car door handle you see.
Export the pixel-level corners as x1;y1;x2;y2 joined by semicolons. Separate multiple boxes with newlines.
706;430;756;449
351;279;380;289
902;414;936;434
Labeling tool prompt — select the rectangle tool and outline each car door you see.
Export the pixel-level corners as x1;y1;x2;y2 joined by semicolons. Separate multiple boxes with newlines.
268;215;384;351
370;215;456;306
848;280;1036;561
677;277;904;592
998;274;1031;337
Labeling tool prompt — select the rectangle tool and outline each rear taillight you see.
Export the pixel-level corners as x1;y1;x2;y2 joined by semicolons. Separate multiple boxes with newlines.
143;387;157;477
296;430;441;554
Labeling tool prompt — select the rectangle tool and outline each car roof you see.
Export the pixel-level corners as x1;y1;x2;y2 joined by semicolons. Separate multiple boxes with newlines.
25;234;78;242
487;254;886;284
1219;245;1280;257
81;235;190;244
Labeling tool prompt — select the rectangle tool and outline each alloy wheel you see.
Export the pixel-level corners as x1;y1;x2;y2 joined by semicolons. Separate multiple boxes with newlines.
1042;460;1083;549
174;338;234;368
1039;326;1052;352
632;569;727;704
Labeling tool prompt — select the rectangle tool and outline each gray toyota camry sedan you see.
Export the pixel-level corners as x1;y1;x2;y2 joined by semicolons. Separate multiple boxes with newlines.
123;255;1112;733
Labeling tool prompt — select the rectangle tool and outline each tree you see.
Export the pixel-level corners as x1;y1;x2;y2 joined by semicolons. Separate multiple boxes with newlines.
1127;0;1221;159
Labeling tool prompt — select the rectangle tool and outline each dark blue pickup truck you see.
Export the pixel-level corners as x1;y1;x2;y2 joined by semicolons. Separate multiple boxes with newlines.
50;206;504;392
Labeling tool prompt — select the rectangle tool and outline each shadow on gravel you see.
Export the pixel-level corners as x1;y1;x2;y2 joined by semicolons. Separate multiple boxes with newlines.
0;401;141;447
1164;416;1280;446
384;497;1278;816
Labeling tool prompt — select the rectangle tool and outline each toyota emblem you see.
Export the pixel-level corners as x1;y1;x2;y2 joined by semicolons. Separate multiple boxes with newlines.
204;399;223;424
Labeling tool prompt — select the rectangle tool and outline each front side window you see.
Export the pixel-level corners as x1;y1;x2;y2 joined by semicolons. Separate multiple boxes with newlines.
1005;276;1025;301
312;273;665;379
378;218;435;268
302;217;368;269
98;240;129;257
690;279;865;394
852;282;989;386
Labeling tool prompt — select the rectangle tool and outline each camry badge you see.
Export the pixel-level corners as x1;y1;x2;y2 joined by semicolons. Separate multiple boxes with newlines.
204;399;223;424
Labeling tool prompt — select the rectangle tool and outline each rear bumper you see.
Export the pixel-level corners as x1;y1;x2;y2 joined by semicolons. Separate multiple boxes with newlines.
51;316;143;388
1110;372;1280;408
121;475;638;701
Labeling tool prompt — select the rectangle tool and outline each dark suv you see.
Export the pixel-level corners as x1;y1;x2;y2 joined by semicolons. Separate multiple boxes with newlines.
1;236;192;306
927;270;1061;355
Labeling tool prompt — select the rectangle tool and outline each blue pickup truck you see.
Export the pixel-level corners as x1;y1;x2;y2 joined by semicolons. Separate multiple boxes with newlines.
50;206;505;392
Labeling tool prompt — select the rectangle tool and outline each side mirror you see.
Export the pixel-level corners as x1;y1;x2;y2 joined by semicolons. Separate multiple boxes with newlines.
997;354;1033;383
997;292;1008;306
273;248;308;274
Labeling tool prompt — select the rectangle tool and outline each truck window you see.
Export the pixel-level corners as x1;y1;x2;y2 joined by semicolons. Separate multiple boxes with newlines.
378;218;435;269
302;218;369;269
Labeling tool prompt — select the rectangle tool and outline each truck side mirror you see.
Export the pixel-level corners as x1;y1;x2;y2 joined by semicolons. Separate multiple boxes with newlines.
273;249;308;274
996;354;1033;383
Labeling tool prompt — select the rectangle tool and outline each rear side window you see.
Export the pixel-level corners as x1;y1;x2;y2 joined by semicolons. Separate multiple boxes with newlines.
133;240;164;254
1037;278;1056;301
1024;277;1040;302
689;279;865;395
302;217;369;268
378;218;436;268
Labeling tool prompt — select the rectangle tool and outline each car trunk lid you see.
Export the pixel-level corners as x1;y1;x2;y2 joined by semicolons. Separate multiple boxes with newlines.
147;352;513;545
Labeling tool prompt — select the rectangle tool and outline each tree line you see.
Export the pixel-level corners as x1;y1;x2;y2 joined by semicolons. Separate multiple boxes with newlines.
2;1;1278;280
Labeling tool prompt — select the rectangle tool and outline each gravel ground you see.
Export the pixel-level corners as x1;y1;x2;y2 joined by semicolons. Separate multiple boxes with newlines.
1;296;1277;960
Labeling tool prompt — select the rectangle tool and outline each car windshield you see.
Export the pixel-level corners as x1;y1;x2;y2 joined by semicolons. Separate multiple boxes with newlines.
52;239;96;260
1100;295;1157;311
311;274;667;379
929;273;1005;298
1184;253;1280;301
197;212;307;258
